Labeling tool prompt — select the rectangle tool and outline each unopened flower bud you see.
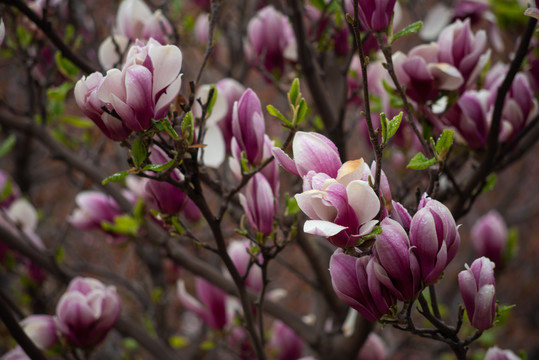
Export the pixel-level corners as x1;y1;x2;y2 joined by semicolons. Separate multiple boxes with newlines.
471;210;508;267
458;257;496;330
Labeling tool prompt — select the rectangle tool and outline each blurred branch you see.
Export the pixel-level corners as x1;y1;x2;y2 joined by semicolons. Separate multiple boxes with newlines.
1;0;99;74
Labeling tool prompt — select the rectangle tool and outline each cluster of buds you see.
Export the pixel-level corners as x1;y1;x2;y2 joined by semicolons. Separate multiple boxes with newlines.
76;39;182;141
228;89;279;236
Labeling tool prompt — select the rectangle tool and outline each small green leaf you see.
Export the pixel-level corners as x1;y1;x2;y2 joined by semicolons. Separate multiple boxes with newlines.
387;112;403;140
407;152;437;170
392;21;423;43
481;173;497;193
169;335;189;349
380;113;388;144
171;216;185;234
142;159;175;172
200;340;215;350
131;139;147;169
123;338;139;351
102;170;129;185
54;246;65;264
503;227;519;266
288;78;300;107
285;194;300;216
60;116;94;128
181;112;194;143
0;179;13;201
54;52;79;78
47;82;73;102
206;85;218;117
435;129;454;158
266;104;289;124
101;214;139;236
153;119;179;140
0;134;16;158
16;26;33;48
151;287;163;303
294;98;308;126
310;0;326;10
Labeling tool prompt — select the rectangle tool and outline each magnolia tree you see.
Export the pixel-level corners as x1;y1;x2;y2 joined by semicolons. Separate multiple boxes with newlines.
0;0;538;359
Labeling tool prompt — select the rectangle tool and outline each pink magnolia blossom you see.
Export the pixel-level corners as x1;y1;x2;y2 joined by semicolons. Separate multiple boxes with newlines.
20;315;59;351
471;210;508;267
55;277;121;348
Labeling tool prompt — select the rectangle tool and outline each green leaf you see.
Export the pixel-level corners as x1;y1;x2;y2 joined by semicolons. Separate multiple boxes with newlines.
310;0;326;10
181;112;194;143
387;112;403;140
169;335;189;349
60;116;94;128
102;170;129;185
266;104;289;124
123;338;139;351
380;113;388;144
54;246;65;264
142;159;175;172
54;52;79;78
200;340;215;350
171;216;185;234
47;82;73;102
0;134;16;158
295;98;308;126
503;227;519;266
481;173;497;193
392;21;423;43
288;78;300;107
16;26;33;48
206;85;218;118
407;152;436;170
151;287;163;303
435;129;454;159
0;178;13;201
101;214;139;236
153;119;179;140
285;194;300;216
131;139;147;169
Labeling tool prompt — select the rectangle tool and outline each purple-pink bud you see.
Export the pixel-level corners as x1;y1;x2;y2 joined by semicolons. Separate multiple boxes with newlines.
272;131;342;179
20;315;59;351
231;89;266;165
471;211;508;267
345;0;397;32
69;191;123;231
239;173;276;236
115;0;172;44
458;257;496;330
329;249;395;321
373;218;421;301
216;78;246;152
177;277;228;330
269;320;304;360
484;346;520;360
409;199;460;284
55;277;121;348
246;6;295;75
357;333;387;360
228;239;263;292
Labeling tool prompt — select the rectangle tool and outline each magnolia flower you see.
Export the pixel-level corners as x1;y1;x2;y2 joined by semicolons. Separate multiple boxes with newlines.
269;320;304;360
458;257;496;330
471;210;508;267
239;173;276;236
55;277;121;348
330;249;395;321
484;346;521;360
96;39;182;132
409;197;460;284
357;333;388;360
227;239;263;292
177;277;228;330
20;315;59;351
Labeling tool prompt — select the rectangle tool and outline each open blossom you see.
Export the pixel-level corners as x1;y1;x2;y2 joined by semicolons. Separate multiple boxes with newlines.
330;249;395;321
96;39;182;132
409;197;460;284
55;277;121;348
393;43;463;103
458;257;496;330
437;19;489;87
177;277;228;330
74;72;132;141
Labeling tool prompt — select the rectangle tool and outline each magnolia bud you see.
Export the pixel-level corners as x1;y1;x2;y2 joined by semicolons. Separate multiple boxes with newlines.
471;210;508;267
458;257;496;330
